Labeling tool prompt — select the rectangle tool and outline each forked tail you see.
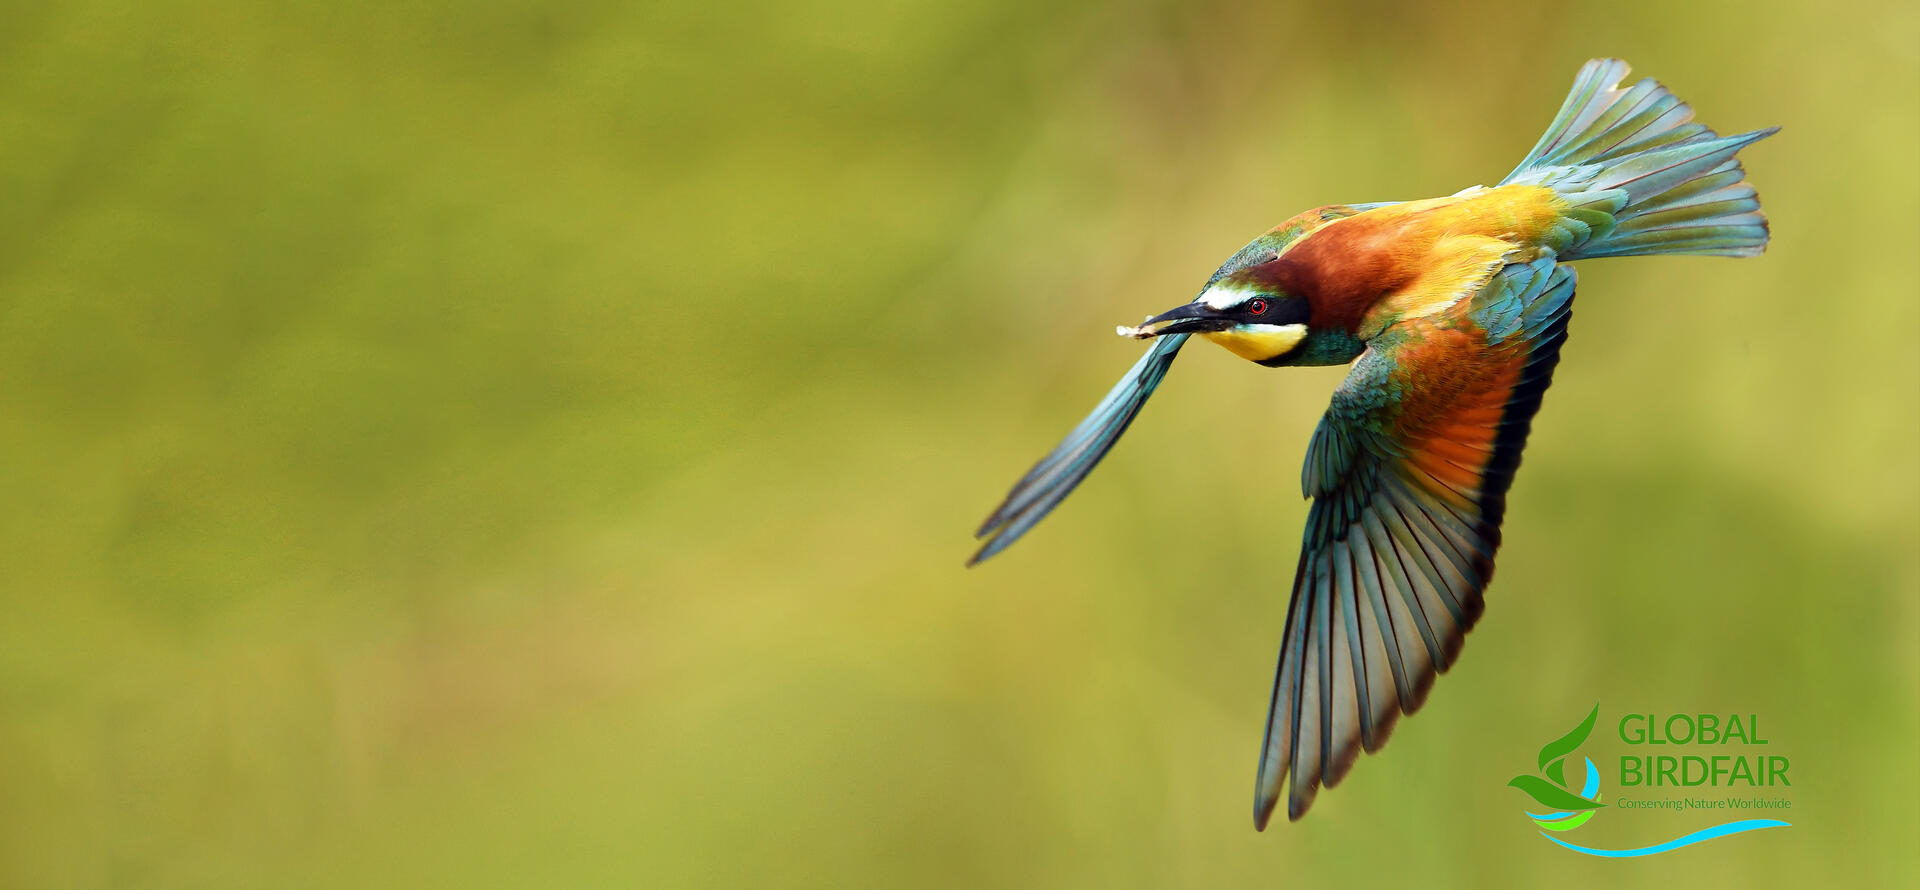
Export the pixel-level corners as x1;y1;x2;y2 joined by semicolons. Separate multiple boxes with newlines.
1505;59;1777;260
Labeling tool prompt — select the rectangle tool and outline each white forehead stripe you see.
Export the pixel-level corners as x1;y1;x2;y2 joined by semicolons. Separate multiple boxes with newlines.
1202;285;1254;311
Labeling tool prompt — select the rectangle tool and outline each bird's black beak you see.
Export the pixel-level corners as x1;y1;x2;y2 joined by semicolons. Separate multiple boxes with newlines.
1116;302;1235;339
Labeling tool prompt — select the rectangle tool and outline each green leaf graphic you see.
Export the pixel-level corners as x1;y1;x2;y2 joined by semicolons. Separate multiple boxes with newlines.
1536;703;1600;774
1534;809;1597;832
1545;759;1566;788
1506;775;1607;811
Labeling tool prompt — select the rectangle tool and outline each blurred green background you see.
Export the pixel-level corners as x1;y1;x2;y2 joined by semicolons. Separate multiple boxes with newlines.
3;0;1916;886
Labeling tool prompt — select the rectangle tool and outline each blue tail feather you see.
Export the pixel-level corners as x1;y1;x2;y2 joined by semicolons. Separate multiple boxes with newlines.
1505;59;1776;260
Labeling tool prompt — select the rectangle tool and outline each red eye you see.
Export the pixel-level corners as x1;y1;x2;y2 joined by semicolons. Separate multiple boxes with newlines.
1247;299;1269;315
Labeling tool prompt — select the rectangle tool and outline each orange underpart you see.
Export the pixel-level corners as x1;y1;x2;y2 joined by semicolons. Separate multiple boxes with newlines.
1388;330;1530;512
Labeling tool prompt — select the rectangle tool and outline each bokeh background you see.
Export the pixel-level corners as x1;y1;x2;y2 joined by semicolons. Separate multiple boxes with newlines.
4;0;1916;886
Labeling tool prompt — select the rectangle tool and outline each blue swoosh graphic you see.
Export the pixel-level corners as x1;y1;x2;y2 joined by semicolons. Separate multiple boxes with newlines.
1539;819;1790;857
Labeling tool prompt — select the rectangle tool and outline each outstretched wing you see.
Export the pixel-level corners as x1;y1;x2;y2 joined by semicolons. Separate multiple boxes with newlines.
970;332;1190;565
971;204;1395;565
1254;257;1577;827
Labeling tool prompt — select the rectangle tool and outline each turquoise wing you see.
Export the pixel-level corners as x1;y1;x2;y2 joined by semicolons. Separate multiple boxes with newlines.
970;333;1188;565
1255;259;1577;826
970;205;1390;565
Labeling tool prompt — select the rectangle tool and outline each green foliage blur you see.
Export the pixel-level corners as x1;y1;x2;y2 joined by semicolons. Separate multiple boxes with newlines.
4;0;1916;886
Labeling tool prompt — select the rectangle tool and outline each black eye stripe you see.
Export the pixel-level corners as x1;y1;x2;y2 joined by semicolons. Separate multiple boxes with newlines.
1241;297;1310;325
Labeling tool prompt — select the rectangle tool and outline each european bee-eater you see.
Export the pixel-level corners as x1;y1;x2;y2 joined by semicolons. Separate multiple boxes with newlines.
970;59;1775;829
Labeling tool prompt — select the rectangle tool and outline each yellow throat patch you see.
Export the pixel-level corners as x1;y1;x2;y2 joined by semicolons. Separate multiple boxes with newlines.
1202;323;1308;363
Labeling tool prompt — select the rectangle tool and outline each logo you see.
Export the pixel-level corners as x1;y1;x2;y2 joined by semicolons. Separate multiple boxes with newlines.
1506;704;1792;857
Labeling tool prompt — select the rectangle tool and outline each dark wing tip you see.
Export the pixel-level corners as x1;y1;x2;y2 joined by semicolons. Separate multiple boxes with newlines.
966;526;1018;567
974;477;1037;538
1362;706;1404;754
1323;736;1365;790
964;540;995;567
1287;781;1319;822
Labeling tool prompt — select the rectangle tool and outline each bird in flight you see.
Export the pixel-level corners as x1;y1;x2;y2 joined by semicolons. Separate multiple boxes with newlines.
969;59;1774;829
